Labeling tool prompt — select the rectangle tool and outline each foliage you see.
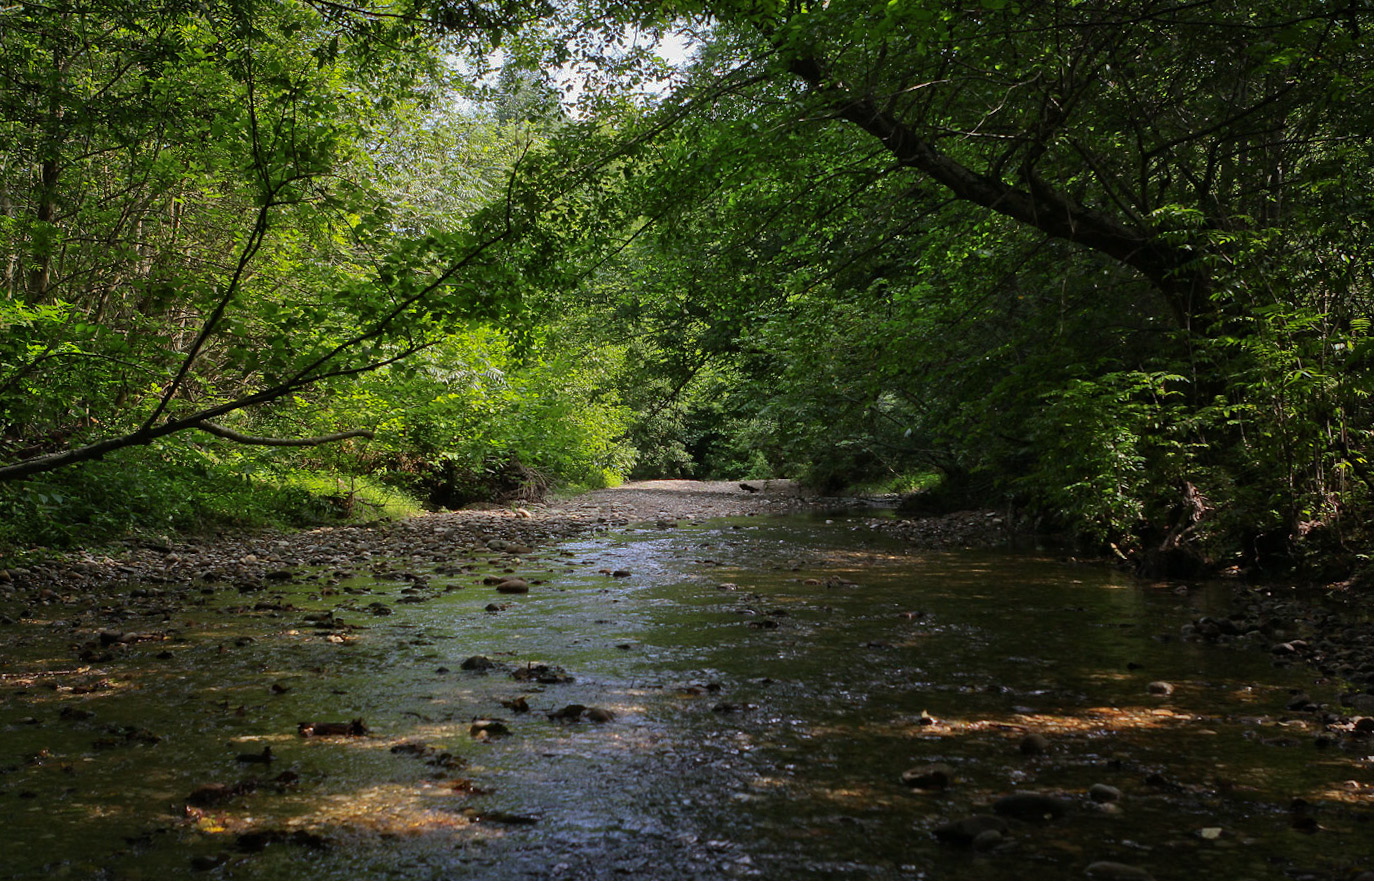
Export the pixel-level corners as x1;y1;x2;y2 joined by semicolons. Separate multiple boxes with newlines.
2;0;1373;578
0;441;419;554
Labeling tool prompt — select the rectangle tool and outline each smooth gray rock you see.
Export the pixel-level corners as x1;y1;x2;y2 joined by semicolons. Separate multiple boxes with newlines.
1085;861;1154;881
1089;783;1122;803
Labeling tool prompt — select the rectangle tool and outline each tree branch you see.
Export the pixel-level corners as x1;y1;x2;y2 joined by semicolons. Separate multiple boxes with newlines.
787;56;1208;327
193;421;374;446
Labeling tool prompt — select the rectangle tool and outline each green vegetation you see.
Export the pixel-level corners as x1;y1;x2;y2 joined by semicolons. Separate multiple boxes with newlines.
3;0;1371;577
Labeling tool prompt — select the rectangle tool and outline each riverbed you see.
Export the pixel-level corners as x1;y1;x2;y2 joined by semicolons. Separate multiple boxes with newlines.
2;510;1371;880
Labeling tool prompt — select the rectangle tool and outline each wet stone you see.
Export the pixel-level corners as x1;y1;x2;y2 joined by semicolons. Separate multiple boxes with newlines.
1089;783;1122;803
470;719;511;740
901;763;955;791
1085;861;1155;881
993;792;1070;822
933;814;1008;846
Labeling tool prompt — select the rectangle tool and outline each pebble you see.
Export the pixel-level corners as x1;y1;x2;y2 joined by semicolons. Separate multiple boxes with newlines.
1020;732;1050;755
469;719;510;739
1146;681;1174;696
1084;861;1155;880
1088;783;1121;803
901;763;954;790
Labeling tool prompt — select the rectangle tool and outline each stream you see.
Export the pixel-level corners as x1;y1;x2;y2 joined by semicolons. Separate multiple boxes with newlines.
2;513;1371;880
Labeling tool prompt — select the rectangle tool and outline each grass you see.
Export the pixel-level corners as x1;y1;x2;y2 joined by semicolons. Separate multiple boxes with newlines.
0;444;425;563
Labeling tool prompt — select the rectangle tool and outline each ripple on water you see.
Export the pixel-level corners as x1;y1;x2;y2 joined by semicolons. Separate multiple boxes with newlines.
0;516;1367;880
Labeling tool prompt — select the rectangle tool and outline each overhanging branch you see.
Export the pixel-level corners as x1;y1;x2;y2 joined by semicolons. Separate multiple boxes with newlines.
787;56;1208;327
193;422;374;447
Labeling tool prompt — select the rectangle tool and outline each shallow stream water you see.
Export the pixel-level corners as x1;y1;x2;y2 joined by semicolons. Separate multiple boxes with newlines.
1;515;1371;879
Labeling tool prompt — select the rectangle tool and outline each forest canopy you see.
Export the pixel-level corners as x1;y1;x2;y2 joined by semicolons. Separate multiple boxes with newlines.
1;0;1370;575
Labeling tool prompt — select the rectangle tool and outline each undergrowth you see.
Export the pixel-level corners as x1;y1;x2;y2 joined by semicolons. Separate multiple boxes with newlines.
0;442;422;561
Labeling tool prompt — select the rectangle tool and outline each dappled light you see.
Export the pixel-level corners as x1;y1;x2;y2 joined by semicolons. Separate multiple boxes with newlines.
4;512;1374;878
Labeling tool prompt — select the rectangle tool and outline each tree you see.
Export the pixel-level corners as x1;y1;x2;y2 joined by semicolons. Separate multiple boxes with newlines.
0;0;531;483
539;0;1373;564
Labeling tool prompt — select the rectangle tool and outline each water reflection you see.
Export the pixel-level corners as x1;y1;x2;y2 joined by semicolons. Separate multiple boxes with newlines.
0;516;1367;880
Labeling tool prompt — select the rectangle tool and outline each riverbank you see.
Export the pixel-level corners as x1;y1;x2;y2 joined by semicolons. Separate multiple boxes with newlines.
0;479;1013;596
5;478;1373;725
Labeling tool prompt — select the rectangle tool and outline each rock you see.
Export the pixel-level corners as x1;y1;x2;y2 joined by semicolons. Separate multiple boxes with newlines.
235;828;326;852
971;828;1005;851
58;707;95;722
512;663;574;684
586;707;616;723
1286;693;1319;711
1146;681;1174;696
469;719;510;739
1344;693;1374;712
186;780;256;807
1088;783;1121;803
901;763;955;791
1084;861;1154;881
933;814;1008;845
235;746;273;764
548;704;587;722
461;655;499;671
297;718;368;737
993;792;1070;822
495;578;529;594
1019;732;1050;755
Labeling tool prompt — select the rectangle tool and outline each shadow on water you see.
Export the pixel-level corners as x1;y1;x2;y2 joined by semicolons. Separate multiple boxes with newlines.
1;516;1370;879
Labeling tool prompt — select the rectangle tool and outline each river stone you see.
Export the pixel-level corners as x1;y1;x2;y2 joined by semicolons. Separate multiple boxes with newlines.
901;763;954;790
496;578;529;594
1020;733;1050;755
993;793;1070;822
460;655;498;671
933;814;1008;846
1346;693;1374;712
1146;681;1175;696
1085;861;1155;881
1089;783;1122;803
469;719;510;739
